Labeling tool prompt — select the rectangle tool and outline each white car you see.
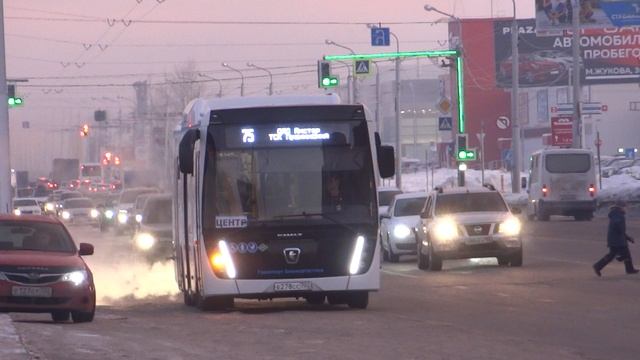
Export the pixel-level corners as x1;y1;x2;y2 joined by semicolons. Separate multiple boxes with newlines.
380;192;428;262
59;198;98;225
12;198;42;216
416;186;523;271
377;187;402;221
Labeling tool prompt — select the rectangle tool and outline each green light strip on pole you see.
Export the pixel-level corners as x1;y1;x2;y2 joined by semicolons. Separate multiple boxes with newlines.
323;50;458;61
456;56;465;134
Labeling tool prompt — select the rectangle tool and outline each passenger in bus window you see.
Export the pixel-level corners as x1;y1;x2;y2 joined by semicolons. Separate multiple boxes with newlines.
325;174;343;212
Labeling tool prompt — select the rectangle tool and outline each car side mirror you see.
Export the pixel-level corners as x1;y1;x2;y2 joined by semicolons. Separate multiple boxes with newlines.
78;243;94;256
511;208;522;215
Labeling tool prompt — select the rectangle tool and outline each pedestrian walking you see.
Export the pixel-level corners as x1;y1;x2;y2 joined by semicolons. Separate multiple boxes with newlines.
593;200;639;276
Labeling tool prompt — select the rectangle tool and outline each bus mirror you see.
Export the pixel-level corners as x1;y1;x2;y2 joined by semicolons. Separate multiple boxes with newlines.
521;177;527;189
378;145;395;179
178;129;200;174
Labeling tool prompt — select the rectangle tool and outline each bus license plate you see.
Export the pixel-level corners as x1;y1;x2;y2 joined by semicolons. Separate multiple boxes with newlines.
11;286;52;298
274;281;312;292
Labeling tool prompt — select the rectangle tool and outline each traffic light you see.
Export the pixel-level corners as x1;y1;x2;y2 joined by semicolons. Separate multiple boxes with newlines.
102;152;113;165
7;84;23;107
455;133;477;161
80;124;89;137
317;60;339;88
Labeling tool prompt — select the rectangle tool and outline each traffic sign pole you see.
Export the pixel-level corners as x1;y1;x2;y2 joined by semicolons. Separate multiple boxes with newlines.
0;0;12;213
596;130;602;189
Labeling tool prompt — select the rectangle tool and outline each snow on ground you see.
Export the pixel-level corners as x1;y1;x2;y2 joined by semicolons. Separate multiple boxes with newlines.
383;167;640;205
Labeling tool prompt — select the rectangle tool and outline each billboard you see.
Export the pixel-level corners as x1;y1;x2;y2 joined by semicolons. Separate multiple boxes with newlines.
551;115;573;146
494;18;640;87
536;0;640;31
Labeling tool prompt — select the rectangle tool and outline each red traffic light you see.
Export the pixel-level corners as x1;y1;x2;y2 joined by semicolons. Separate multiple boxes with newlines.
80;124;89;137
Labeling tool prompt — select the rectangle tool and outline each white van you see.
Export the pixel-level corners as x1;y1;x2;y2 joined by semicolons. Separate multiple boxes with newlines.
526;148;597;221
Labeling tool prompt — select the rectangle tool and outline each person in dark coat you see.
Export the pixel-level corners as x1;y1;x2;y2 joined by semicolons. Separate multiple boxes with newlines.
593;200;639;276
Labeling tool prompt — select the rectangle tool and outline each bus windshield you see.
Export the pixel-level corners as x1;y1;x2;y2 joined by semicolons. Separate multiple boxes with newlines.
203;120;376;229
81;164;102;178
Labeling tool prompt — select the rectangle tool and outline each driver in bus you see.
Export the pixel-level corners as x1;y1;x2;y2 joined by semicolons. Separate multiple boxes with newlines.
325;174;344;212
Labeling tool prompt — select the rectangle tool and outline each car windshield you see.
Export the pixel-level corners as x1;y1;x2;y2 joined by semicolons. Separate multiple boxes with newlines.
379;190;402;207
435;193;508;215
394;197;427;217
143;198;172;224
13;199;38;207
0;222;75;253
64;199;93;209
546;154;591;173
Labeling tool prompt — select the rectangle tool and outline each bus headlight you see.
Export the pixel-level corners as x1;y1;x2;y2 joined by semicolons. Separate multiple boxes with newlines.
90;209;100;218
393;224;411;239
135;233;156;251
349;236;365;275
62;270;87;286
498;217;522;236
211;240;237;279
433;218;458;242
61;211;71;220
105;210;114;219
117;211;128;224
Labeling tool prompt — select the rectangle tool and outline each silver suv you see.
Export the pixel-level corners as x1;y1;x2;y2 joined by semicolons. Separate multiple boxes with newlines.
416;186;523;271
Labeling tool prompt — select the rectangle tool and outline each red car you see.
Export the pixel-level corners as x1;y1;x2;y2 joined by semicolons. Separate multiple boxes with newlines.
499;53;567;84
0;215;96;323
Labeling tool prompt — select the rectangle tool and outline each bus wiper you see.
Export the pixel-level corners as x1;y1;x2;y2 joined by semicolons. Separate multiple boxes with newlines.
273;212;356;232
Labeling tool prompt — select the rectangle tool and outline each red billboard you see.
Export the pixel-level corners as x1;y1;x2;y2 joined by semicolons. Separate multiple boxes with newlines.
551;116;573;146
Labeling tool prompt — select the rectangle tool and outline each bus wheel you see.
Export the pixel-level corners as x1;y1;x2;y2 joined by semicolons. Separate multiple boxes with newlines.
197;295;234;311
347;291;369;309
183;291;195;306
305;294;326;305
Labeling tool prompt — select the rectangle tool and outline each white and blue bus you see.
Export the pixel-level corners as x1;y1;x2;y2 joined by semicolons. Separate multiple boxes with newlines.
173;94;394;310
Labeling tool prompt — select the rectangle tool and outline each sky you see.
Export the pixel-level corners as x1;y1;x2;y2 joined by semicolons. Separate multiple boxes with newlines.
4;0;536;107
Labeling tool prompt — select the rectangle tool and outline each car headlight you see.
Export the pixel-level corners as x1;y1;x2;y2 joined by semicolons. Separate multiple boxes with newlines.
135;214;143;223
498;217;522;236
432;218;458;242
62;270;87;286
61;211;71;220
117;212;128;224
135;232;156;251
13;209;21;216
393;224;412;239
105;210;114;219
45;202;55;212
90;209;100;218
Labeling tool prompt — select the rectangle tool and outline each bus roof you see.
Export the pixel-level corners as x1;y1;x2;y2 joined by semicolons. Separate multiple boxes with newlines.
183;94;342;129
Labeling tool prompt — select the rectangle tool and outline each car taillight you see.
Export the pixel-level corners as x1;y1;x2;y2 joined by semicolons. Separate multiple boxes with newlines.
542;185;548;197
589;184;596;197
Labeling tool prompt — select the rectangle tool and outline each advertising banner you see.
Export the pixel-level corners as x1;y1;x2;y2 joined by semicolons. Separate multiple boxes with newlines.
535;0;640;31
494;18;640;87
551;115;573;146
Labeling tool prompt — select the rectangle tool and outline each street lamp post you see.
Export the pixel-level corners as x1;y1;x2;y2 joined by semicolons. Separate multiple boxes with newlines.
325;39;358;104
247;63;273;96
222;62;245;97
198;73;222;97
510;0;521;194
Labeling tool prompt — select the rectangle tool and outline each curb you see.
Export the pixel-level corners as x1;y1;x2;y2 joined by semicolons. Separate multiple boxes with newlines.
0;314;31;360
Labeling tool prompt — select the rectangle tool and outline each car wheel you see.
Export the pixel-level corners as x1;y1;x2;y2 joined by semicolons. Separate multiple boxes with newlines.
510;248;523;267
347;291;369;309
327;293;348;305
305;294;326;305
497;256;510;266
71;308;95;323
387;237;400;263
428;245;443;271
51;311;70;322
417;239;430;270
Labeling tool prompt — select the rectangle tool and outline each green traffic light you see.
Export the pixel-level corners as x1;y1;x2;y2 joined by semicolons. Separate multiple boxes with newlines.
321;77;338;88
14;98;22;105
458;150;467;159
8;98;15;106
322;78;331;86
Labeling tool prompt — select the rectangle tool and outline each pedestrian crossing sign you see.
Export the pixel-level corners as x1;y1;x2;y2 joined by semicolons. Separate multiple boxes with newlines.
354;60;371;75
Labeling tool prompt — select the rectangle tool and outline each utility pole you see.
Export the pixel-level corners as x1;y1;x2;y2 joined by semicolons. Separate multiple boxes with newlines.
571;0;582;149
510;0;521;194
0;0;12;213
